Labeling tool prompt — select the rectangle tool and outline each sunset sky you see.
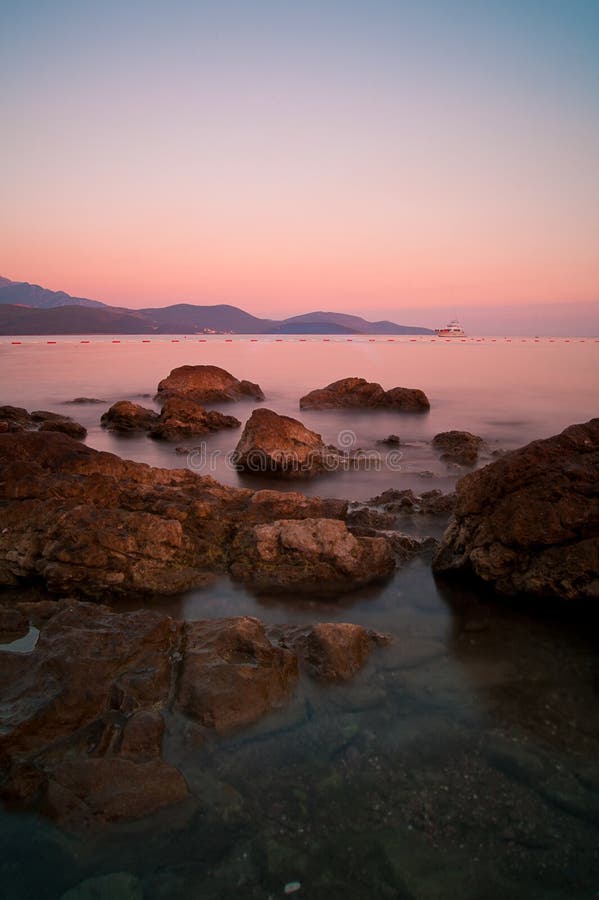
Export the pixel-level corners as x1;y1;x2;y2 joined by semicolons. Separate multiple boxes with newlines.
1;0;598;328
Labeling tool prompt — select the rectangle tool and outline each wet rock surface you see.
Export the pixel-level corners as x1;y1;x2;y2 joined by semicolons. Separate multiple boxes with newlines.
0;405;87;439
233;408;341;478
432;430;485;465
148;396;240;440
229;517;395;593
155;364;264;404
433;418;599;601
300;377;430;412
0;431;351;599
100;400;159;432
368;487;456;517
268;622;390;681
102;397;239;440
0;601;385;826
176;616;299;733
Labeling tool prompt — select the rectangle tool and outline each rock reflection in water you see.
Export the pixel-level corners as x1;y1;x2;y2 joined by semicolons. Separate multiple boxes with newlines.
2;563;597;899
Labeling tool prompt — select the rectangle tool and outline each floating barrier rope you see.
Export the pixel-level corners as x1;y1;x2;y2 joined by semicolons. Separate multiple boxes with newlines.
2;337;595;345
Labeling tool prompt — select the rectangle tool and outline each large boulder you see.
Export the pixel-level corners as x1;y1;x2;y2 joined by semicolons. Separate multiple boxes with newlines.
0;431;348;598
233;408;339;478
149;396;240;440
156;365;264;404
101;401;159;432
229;517;395;593
432;430;484;466
433;419;599;601
300;377;430;412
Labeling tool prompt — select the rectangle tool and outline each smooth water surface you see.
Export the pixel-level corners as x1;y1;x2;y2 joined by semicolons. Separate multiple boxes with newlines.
0;336;598;899
1;334;598;497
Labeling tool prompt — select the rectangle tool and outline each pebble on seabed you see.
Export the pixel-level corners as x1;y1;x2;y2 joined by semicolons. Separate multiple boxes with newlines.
284;882;301;894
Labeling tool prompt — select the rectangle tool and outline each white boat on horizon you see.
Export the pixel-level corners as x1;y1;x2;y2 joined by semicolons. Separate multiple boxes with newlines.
435;318;466;337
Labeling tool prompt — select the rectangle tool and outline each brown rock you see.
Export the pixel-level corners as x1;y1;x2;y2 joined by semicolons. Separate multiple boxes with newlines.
101;400;159;432
246;489;347;522
0;601;187;823
0;599;388;825
433;419;599;601
177;617;298;732
432;430;485;466
233;408;340;478
37;506;206;598
0;406;31;432
383;386;430;412
229;517;395;593
271;622;388;681
368;488;456;516
0;407;86;439
0;431;353;599
119;710;165;760
300;377;430;412
38;419;87;439
156;365;264;404
347;507;397;529
0;605;29;637
47;757;188;823
149;396;240;441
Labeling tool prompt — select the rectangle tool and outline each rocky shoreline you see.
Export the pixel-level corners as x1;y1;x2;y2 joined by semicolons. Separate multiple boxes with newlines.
0;365;597;842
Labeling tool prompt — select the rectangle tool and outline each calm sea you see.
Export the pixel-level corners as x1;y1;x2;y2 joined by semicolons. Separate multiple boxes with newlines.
2;333;598;497
1;334;598;899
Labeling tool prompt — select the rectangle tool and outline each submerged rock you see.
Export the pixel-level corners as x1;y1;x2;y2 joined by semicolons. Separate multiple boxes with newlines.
269;622;390;681
433;419;599;601
233;408;340;478
176;616;298;732
156;364;264;404
229;517;395;593
60;872;143;900
432;430;485;466
0;601;385;826
300;377;430;412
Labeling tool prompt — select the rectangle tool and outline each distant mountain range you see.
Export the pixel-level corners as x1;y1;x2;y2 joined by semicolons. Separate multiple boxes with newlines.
0;277;106;309
0;276;433;335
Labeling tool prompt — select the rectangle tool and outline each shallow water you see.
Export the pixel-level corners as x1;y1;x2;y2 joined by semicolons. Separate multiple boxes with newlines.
0;336;598;898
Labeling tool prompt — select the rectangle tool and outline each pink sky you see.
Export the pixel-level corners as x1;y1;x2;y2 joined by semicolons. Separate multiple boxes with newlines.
2;2;598;326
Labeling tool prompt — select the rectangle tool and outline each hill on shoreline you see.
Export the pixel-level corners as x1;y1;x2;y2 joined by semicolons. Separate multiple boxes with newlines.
0;277;433;335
